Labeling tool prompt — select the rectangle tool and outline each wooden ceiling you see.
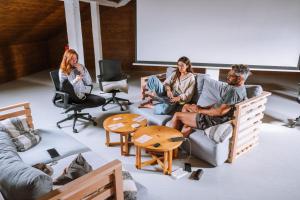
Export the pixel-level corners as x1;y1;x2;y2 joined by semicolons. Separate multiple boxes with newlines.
0;0;66;46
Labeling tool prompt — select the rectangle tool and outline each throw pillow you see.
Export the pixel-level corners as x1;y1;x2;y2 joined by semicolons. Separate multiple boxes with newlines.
166;67;176;79
0;117;30;138
12;130;41;152
53;153;93;185
32;163;54;176
191;73;210;103
0;117;41;152
245;85;263;98
204;122;233;143
123;171;138;200
197;77;229;107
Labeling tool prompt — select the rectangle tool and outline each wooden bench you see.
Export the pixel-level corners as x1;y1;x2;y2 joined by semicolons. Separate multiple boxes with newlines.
140;74;271;163
0;102;124;200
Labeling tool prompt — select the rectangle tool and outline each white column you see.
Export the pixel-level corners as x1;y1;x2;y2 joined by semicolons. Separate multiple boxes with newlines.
90;1;103;80
205;68;220;80
64;0;85;65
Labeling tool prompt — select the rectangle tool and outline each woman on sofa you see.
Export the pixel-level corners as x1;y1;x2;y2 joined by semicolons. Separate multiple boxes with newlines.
140;56;196;115
59;49;105;106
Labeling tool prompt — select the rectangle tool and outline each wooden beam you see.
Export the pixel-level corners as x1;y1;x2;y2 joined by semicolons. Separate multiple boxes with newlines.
64;0;85;65
90;1;103;80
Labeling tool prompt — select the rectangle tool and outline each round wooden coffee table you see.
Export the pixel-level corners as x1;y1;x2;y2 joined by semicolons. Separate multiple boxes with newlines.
133;126;183;175
103;113;147;156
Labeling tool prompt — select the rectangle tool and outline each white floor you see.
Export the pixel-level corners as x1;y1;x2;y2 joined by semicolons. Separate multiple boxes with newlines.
0;70;300;200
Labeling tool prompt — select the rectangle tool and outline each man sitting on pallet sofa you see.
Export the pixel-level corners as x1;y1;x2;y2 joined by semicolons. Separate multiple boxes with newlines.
170;64;250;137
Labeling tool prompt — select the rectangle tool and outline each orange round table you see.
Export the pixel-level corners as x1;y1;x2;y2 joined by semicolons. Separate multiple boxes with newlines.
103;113;147;156
133;126;183;175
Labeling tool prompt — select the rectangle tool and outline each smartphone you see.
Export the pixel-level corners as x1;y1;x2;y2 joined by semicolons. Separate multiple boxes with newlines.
184;162;192;172
189;169;203;180
47;148;60;158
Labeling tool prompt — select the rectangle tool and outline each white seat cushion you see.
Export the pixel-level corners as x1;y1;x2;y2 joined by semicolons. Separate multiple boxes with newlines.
18;129;89;166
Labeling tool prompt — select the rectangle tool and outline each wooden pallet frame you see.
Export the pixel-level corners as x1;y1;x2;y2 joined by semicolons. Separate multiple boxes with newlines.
0;102;124;200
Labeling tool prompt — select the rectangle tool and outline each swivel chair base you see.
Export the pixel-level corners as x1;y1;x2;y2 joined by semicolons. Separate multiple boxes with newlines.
102;92;131;111
288;116;300;128
57;111;97;133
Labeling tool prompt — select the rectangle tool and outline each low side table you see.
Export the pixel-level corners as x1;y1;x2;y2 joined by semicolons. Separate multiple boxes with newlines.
103;113;147;156
133;126;183;175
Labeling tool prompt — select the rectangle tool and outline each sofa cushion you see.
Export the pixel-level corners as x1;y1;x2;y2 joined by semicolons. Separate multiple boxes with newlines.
18;128;90;166
166;67;176;78
12;130;41;152
183;129;232;166
197;77;229;107
123;171;138;200
245;85;263;98
191;73;210;103
53;153;93;185
0;131;52;200
203;122;233;143
0;116;30;138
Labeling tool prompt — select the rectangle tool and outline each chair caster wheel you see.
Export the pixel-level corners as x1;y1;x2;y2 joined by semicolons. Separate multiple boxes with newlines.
73;129;78;133
102;107;106;111
88;114;92;119
93;122;97;126
57;124;61;128
120;107;124;111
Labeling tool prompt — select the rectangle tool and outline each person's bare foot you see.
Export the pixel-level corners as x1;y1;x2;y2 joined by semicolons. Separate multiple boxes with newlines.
138;98;154;108
181;125;193;138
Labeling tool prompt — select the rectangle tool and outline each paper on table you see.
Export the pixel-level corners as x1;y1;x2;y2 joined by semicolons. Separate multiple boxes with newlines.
135;134;152;144
113;117;123;121
131;123;140;128
108;123;125;130
133;116;146;122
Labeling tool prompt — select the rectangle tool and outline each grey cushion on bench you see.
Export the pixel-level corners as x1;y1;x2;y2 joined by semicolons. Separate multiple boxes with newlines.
18;128;90;166
0;131;52;200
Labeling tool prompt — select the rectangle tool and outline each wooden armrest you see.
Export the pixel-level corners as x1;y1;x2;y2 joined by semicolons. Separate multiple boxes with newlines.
235;91;271;109
0;102;30;112
39;159;123;200
228;91;271;163
0;102;33;129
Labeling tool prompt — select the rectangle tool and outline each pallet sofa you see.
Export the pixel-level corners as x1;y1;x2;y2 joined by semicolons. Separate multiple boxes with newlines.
130;67;271;166
0;102;124;200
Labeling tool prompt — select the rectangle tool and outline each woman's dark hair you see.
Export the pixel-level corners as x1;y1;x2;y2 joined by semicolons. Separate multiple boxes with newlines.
171;56;193;87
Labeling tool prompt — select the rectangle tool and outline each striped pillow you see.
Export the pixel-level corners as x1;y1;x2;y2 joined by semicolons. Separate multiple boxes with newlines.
123;171;138;200
12;130;41;152
0;117;30;138
204;122;233;143
0;117;41;152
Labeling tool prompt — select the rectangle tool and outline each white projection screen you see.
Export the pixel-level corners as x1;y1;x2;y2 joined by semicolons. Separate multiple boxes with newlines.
136;0;300;68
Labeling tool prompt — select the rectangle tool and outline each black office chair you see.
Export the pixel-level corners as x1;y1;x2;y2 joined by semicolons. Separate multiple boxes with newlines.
50;70;97;133
288;83;300;128
97;59;131;111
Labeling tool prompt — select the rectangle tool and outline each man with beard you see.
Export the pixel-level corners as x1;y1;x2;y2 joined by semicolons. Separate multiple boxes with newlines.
170;64;251;137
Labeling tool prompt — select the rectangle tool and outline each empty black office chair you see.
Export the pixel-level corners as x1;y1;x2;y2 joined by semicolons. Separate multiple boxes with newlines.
97;59;131;111
50;70;99;133
288;83;300;128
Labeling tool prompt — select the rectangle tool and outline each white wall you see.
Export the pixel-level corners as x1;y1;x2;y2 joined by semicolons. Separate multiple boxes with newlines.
137;0;300;67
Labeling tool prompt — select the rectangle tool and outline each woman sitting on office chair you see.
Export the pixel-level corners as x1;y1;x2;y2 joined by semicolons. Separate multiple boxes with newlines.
140;56;196;115
59;49;105;106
